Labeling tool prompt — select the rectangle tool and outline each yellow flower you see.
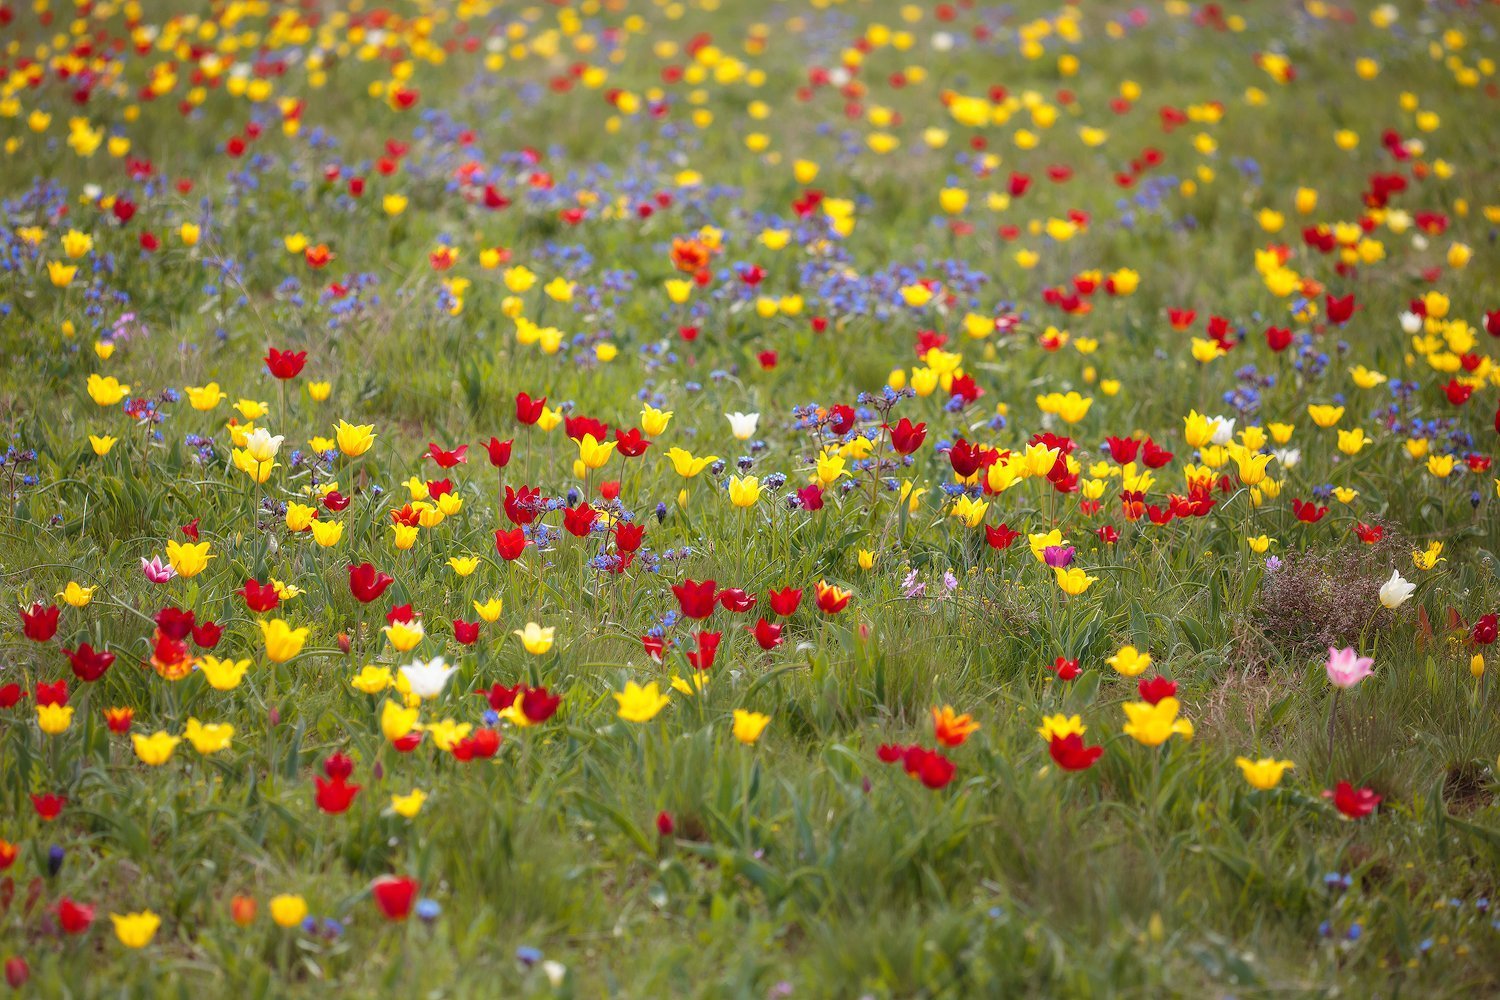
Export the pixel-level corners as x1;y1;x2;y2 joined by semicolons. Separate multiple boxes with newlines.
1122;697;1194;746
381;699;420;743
309;519;343;547
666;447;717;478
1348;365;1387;389
857;549;875;571
89;434;117;456
179;222;200;246
183;718;234;754
1306;404;1344;428
391;789;427;818
728;475;763;508
258;619;309;663
1036;713;1086;741
732;709;771;745
448;556;480;577
1182;410;1213;447
382;193;408;216
60;229;93;258
1235;756;1293;791
197;656;249;691
307;380;332;402
1022;442;1061;477
86;373;131;406
1413;541;1445;571
58;582;96;607
1336;428;1368;455
1235;451;1272;485
1426;454;1456;478
1106;645;1152;677
671;673;709;697
47;260;78;287
614;681;671;723
383;618;425;653
391;524;420;550
1268;422;1294;445
1028;529;1064;562
111;911;161;949
132;730;181;766
351;665;393;694
1053;566;1098;596
949;495;990;529
543;276;575;302
1246;535;1271;554
334;419;376;457
165;539;213;578
473;598;504;622
185;382;227;410
577;433;615;470
269;895;307;928
37;703;74;735
815;450;848;486
513;622;556;655
424;718;472;752
235;399;268;420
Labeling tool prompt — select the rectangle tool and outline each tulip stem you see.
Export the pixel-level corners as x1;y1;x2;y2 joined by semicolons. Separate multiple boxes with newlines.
1325;688;1341;783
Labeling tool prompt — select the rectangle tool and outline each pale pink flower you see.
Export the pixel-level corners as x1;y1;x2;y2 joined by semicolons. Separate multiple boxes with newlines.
1325;646;1373;688
140;555;176;584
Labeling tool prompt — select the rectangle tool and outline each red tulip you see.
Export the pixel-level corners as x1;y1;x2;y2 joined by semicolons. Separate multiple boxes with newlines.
63;643;114;682
717;588;756;613
1048;656;1080;681
264;347;307;379
562;502;597;537
348;563;395;604
1048;734;1103;771
20;603;59;642
795;484;824;511
35;680;67;707
453;619;480;645
614;522;645;553
192;620;223;648
887;418;927;455
1105;436;1139;464
767;587;802;616
655;811;675;836
4;957;27;989
56;898;94;934
1137;675;1177;705
614;427;650;457
239;579;280;612
672;578;718;619
495;527;527;561
155;605;195;640
483;436;513;467
370;876;419;921
0;684;25;708
519;685;561;723
426;443;467;468
31;793;65;820
313;775;361;813
1324;781;1381;819
750;617;784;650
685;631;721;671
515;391;547;426
985;523;1021;549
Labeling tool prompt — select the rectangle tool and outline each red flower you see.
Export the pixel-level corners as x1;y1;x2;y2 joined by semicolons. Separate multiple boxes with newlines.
0;842;15;869
192;620;223;648
181;518;200;540
655;811;675;836
452;729;501;760
104;706;134;732
314;775;361;813
495;527;528;561
717;588;757;613
1353;522;1384;544
1137;675;1177;705
1265;325;1292;352
767;587;803;616
614;427;650;457
348;563;395;604
3;957;25;990
36;680;68;707
750;617;784;650
20;602;59;642
1096;525;1120;544
452;619;481;645
1292;498;1328;523
672;578;719;619
386;604;415;625
520;685;561;723
323;752;354;780
948;437;996;477
1048;734;1103;771
63;643;114;682
757;350;778;370
1325;293;1356;325
504;485;543;525
1324;781;1381;819
239;579;280;612
1141;438;1174;468
685;631;722;670
155;605;195;640
264;347;307;379
814;581;851;615
0;683;25;708
642;634;665;661
901;746;957;789
31;793;66;820
562;502;597;537
1048;656;1080;681
370;876;419;921
515;391;547;426
827;404;856;436
887;418;927;455
796;484;824;511
426;443;468;468
985;523;1021;549
1105;436;1139;464
56;898;95;934
1443;379;1473;406
614;522;645;553
1472;613;1498;646
476;683;523;712
322;491;350;512
483;436;514;468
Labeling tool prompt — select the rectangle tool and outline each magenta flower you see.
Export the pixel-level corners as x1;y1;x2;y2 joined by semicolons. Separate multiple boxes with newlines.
140;555;176;584
1043;545;1076;568
1325;647;1373;688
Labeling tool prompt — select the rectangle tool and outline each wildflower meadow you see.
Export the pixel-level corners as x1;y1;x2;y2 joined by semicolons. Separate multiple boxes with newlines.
3;0;1500;995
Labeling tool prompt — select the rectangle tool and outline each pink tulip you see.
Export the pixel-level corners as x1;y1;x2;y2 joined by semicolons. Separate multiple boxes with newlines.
1325;646;1373;689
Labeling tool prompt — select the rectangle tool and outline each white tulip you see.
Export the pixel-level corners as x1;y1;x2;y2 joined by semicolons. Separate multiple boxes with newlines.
1399;311;1423;334
1209;416;1236;446
244;427;285;462
1378;569;1416;610
1273;447;1300;469
399;656;455;699
725;411;760;441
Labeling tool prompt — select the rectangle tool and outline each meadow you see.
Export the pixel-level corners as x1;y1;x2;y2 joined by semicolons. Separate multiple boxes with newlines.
2;0;1500;995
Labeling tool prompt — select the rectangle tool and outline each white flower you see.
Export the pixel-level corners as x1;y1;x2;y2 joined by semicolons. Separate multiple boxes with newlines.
1273;447;1300;469
1399;311;1423;334
1378;569;1416;610
399;656;455;699
244;427;285;462
1209;415;1236;446
725;411;760;441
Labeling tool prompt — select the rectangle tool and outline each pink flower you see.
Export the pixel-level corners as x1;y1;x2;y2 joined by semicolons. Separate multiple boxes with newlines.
1325;646;1373;689
140;555;176;584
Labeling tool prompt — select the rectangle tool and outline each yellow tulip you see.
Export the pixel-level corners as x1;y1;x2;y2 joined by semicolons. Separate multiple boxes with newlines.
258;619;309;663
614;680;670;723
732;709;771;745
132;730;181;766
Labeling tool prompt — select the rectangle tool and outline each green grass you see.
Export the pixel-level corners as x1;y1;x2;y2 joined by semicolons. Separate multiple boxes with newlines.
2;0;1500;996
